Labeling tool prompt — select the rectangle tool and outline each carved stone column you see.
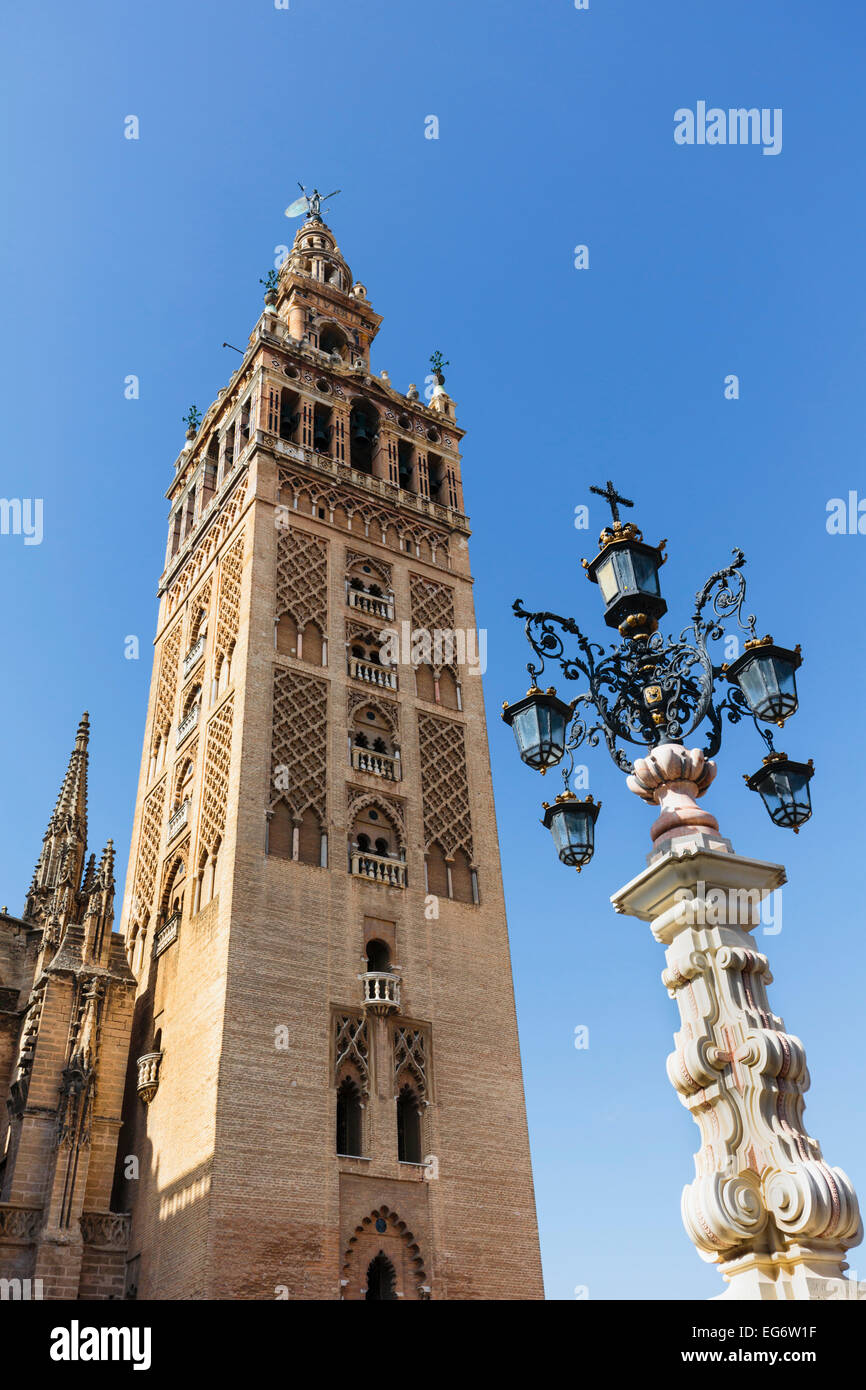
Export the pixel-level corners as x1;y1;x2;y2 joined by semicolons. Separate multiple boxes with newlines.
612;743;863;1300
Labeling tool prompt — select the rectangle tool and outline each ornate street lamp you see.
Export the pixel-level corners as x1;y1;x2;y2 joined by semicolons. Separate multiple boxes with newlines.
501;686;574;772
506;479;811;861
503;483;862;1302
744;752;814;831
541;792;600;869
724;637;802;725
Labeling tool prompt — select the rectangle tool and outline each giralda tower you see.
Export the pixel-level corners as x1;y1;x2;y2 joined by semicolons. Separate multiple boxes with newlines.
115;200;543;1300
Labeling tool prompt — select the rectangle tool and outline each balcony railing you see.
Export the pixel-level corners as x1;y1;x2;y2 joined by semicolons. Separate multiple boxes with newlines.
348;658;396;690
360;971;401;1015
349;852;406;888
167;799;190;841
79;1211;131;1251
347;589;394;620
153;912;180;960
182;634;205;678
351;747;399;780
136;1051;164;1104
175;703;200;747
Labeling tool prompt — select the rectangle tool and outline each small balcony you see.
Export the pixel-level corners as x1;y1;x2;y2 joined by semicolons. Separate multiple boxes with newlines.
350;851;406;888
182;634;205;678
351;747;399;781
175;703;200;747
348;658;396;690
167;799;190;842
153;911;180;960
136;1051;164;1104
348;589;394;620
360;970;401;1016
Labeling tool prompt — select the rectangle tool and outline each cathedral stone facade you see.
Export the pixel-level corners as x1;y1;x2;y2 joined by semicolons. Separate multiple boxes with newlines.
0;715;135;1298
0;210;543;1300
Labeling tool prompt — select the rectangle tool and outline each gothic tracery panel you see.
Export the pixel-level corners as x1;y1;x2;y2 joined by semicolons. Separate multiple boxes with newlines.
416;714;473;862
334;1012;369;1095
270;669;328;822
394;1026;428;1099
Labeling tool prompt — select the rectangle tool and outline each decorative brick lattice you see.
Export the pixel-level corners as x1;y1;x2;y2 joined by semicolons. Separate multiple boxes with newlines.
409;574;455;634
200;696;234;854
152;623;183;753
278;466;450;566
215;534;245;664
132;781;166;923
416;714;473;861
270;669;327;821
187;576;213;645
166;478;248;617
276;528;328;633
394;1026;428;1098
335;1012;369;1094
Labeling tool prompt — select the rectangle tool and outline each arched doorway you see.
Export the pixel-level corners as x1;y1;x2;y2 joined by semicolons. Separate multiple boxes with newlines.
365;1252;397;1300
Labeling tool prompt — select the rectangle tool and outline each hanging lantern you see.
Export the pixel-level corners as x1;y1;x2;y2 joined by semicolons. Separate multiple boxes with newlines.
725;638;802;725
541;793;601;869
583;523;667;633
744;753;814;832
502;687;573;772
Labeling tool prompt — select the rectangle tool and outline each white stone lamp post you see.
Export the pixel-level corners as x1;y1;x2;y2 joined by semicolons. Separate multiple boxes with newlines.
503;481;862;1301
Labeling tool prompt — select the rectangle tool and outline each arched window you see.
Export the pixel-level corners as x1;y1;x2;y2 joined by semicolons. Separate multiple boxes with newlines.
275;613;298;657
190;605;208;645
398;440;414;491
313;402;332;455
349;403;378;475
336;1076;364;1157
451;849;473;904
365;1253;397;1301
397;1084;423;1164
268;801;294;859
301;621;324;667
279;389;300;442
298;807;322;866
438;668;459;710
174;759;194;811
415;665;435;702
319;324;348;359
366;939;391;972
425;842;449;899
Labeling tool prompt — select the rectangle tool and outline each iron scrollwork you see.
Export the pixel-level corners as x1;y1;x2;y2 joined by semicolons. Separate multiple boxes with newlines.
513;548;770;779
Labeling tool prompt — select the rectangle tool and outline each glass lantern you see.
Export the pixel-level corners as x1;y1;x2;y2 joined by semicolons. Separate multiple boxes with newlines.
584;527;667;632
725;639;802;725
541;793;601;869
502;687;573;772
745;754;814;832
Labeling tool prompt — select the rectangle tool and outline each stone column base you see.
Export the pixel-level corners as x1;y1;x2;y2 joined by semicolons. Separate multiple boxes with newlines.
716;1248;866;1300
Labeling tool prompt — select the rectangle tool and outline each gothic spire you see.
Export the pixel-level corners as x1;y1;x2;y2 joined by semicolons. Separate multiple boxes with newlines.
24;712;91;922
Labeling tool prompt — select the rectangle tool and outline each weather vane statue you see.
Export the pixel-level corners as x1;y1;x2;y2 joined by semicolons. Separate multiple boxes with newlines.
284;183;341;224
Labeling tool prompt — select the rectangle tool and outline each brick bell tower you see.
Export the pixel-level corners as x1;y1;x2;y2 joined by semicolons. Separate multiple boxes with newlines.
115;200;543;1300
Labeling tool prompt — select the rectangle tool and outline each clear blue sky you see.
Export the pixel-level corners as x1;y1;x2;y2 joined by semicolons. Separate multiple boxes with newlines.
3;1;865;1300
